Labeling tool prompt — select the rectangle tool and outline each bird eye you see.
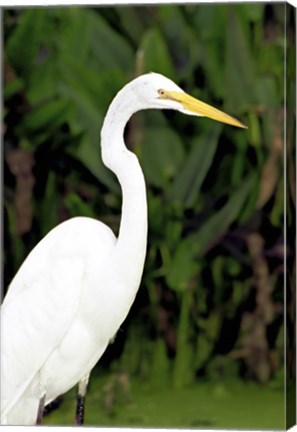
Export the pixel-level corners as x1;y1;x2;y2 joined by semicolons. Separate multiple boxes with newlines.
158;89;165;97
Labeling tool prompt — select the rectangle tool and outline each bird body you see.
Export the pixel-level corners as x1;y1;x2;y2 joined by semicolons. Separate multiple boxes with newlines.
2;215;147;424
1;73;245;425
2;219;106;421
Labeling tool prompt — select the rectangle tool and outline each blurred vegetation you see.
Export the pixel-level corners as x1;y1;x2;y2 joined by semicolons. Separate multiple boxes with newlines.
42;373;285;429
3;2;296;428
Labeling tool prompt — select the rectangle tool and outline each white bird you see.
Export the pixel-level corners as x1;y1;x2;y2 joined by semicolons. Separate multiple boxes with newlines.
1;72;245;425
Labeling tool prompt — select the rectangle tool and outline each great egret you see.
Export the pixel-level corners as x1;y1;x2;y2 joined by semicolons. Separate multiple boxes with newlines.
1;72;245;425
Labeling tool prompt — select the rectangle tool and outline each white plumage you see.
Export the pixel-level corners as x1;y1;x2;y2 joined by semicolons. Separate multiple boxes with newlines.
1;73;245;425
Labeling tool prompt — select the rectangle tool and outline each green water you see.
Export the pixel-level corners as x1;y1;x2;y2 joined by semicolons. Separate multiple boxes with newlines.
43;374;284;429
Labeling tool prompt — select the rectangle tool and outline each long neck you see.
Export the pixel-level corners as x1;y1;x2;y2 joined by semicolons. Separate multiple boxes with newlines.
100;86;148;285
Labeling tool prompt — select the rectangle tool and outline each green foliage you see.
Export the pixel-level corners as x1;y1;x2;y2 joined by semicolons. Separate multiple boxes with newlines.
189;172;257;255
42;373;285;429
225;8;258;112
4;4;291;415
140;28;175;78
167;124;221;208
6;9;46;80
173;290;195;389
140;126;185;188
150;338;171;388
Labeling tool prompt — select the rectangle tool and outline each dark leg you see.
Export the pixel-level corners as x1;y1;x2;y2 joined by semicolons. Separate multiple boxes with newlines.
36;394;46;425
75;374;90;426
76;394;85;426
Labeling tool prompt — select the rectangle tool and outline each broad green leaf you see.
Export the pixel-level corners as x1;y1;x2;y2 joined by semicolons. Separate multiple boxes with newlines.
20;98;73;135
116;6;145;45
165;219;183;251
173;290;194;389
88;10;134;71
6;9;45;80
59;60;126;115
194;4;227;40
65;193;96;218
238;3;264;22
27;60;59;104
258;45;284;81
140;28;175;79
139;126;185;189
200;42;227;99
58;67;125;192
196;329;213;369
150;338;171;387
147;193;168;238
158;6;194;79
224;8;258;112
256;77;279;110
247;111;262;147
166;240;200;292
189;173;256;255
55;8;94;64
206;311;221;341
55;8;134;72
193;6;227;97
167;124;221;207
74;134;120;195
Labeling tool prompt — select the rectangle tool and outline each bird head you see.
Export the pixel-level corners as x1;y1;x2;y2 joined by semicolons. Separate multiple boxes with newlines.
134;72;246;129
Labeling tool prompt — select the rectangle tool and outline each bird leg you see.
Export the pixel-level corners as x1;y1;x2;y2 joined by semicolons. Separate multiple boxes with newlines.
75;374;90;425
36;394;46;425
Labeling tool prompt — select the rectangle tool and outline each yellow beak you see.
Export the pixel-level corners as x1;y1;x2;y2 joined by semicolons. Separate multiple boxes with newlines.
161;90;247;129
